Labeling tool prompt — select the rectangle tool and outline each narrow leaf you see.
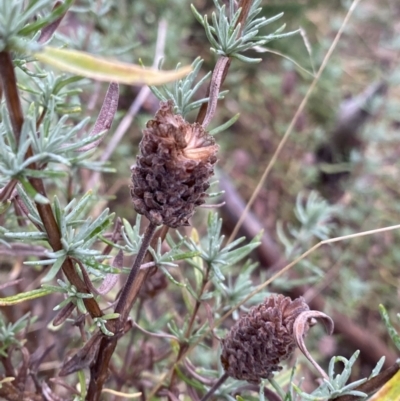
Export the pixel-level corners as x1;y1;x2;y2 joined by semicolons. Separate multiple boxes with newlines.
209;113;240;135
34;47;192;85
0;288;53;305
379;304;400;351
38;1;68;43
41;255;67;283
78;82;119;152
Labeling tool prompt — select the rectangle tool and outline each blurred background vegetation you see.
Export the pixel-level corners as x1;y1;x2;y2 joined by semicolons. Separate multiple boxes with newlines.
66;0;400;387
1;0;400;398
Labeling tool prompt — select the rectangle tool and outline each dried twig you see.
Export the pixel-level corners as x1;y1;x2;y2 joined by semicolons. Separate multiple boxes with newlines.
201;57;230;129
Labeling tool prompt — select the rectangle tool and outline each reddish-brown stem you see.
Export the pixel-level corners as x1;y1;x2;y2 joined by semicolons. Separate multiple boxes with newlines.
38;1;66;44
87;222;160;401
115;222;158;321
195;0;250;126
186;265;211;337
195;59;231;125
201;57;231;129
335;362;400;401
200;372;229;401
0;179;18;203
0;52;24;143
236;0;252;34
0;50;102;319
29;159;103;318
36;108;47;130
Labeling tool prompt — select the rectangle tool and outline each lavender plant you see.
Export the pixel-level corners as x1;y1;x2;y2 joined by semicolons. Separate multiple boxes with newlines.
0;1;398;401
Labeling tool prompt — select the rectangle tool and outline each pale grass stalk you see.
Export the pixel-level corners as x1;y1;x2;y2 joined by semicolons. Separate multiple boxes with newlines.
228;0;363;244
253;46;315;78
102;388;141;398
216;223;400;340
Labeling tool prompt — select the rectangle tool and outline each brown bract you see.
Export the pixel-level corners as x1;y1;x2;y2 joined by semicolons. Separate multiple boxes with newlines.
221;294;310;383
131;100;218;228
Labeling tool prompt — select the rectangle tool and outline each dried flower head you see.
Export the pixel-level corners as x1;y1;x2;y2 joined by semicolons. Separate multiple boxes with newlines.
131;100;218;228
220;294;309;383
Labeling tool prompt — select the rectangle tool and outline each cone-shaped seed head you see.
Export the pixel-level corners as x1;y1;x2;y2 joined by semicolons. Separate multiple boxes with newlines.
131;100;219;228
221;294;309;383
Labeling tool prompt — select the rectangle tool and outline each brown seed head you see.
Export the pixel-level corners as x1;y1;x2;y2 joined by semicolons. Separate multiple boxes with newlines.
221;294;309;383
131;100;218;228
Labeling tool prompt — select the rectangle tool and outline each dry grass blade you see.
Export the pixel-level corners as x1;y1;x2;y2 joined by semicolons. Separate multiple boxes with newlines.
293;310;334;380
0;278;23;291
59;332;102;376
52;301;75;327
78;82;119;152
38;1;66;44
227;0;364;244
101;388;142;398
34;47;191;85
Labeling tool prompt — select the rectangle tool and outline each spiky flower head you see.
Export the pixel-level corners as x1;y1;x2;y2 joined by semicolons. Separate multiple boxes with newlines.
131;100;218;228
221;294;310;383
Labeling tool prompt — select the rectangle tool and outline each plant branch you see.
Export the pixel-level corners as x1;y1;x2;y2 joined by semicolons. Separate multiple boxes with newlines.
114;222;157;321
0;52;24;143
87;222;160;401
0;179;18;203
195;0;250;126
0;50;103;319
201;56;230;129
147;205;400;399
220;169;398;368
200;372;229;401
